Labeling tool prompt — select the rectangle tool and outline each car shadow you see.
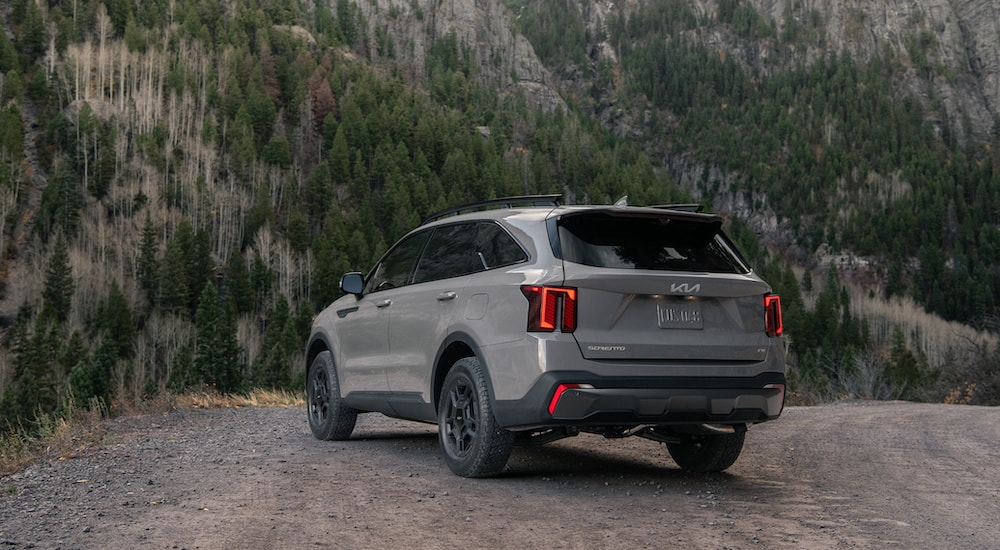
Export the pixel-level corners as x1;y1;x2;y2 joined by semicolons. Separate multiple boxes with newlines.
502;441;727;481
329;426;737;484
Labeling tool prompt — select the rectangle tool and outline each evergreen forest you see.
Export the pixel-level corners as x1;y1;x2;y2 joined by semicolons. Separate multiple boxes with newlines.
515;0;1000;404
1;0;998;435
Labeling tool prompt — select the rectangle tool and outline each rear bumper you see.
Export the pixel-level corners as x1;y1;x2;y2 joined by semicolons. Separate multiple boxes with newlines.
493;371;785;430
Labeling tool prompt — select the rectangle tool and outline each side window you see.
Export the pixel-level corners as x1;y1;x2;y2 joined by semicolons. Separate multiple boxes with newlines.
365;231;431;293
475;223;528;269
413;224;480;284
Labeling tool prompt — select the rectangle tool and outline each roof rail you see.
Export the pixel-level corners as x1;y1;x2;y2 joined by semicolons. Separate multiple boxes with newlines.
650;203;705;213
421;194;562;225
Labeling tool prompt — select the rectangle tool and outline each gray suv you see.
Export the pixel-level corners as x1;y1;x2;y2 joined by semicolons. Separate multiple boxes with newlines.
306;195;785;477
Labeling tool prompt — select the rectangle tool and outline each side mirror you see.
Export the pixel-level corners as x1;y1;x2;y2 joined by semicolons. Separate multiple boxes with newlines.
340;272;365;297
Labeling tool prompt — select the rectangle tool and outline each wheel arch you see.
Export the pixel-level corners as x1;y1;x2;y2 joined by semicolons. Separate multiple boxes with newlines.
431;332;491;413
306;332;334;373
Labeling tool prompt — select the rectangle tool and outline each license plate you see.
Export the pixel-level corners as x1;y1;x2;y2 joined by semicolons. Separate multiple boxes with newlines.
657;303;703;329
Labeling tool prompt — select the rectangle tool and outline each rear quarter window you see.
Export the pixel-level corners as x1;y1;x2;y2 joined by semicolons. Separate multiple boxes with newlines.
556;212;749;274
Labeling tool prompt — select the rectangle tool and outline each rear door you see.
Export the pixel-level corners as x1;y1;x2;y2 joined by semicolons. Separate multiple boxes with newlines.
386;223;481;397
386;221;532;396
556;210;773;362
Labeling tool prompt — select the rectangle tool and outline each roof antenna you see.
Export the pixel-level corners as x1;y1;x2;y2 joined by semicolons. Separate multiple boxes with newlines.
614;195;628;206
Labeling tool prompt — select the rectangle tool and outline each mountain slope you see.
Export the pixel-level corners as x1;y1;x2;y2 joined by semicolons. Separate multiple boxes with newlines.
1;0;999;428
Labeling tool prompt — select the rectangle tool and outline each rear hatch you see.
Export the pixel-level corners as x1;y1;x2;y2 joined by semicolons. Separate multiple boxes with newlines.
554;209;772;362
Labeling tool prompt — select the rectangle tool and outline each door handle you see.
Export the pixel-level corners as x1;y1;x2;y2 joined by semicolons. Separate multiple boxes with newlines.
437;291;458;301
376;299;392;308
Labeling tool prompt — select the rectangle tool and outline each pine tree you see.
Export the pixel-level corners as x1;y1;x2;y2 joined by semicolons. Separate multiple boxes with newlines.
40;234;74;326
194;282;244;393
137;213;160;306
215;297;244;393
159;220;212;315
159;229;189;314
94;280;134;359
886;327;925;399
69;339;115;406
1;318;62;429
310;233;340;309
330;125;350;183
251;251;274;312
225;250;254;315
194;282;221;386
167;344;194;394
305;162;332;224
254;294;292;389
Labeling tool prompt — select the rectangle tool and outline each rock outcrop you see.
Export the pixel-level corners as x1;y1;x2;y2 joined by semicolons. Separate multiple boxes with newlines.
353;0;1000;147
354;0;566;113
721;0;1000;145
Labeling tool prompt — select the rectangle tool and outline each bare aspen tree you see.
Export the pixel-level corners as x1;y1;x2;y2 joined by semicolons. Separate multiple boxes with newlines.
4;234;46;309
275;238;294;301
253;225;274;272
267;165;285;216
813;285;999;374
63;42;82;101
133;330;155;392
45;21;57;78
214;172;247;260
238;314;261;367
97;4;111;102
114;112;129;201
96;199;107;266
82;39;93;100
133;45;166;136
118;42;128;110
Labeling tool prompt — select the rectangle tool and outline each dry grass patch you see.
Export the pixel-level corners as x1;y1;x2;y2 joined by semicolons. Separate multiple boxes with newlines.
1;388;303;476
175;388;304;409
0;410;107;475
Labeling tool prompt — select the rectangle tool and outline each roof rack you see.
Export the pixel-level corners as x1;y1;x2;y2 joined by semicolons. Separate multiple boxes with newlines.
421;194;563;225
650;203;705;213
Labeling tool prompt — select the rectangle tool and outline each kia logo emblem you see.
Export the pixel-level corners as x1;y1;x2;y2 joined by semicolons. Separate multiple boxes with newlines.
670;283;701;294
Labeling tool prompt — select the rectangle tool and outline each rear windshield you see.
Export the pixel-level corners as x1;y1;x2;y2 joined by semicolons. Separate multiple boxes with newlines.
556;212;749;274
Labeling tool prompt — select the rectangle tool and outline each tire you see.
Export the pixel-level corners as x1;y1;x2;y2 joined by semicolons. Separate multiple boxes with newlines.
438;357;514;478
666;431;746;473
307;350;358;440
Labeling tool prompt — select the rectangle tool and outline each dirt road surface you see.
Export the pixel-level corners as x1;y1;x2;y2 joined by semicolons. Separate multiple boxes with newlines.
1;401;998;549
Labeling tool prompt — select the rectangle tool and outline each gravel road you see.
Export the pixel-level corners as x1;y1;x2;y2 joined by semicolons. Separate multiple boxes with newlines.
1;401;998;549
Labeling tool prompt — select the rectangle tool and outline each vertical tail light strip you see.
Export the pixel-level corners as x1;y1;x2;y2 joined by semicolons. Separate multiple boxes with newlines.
521;286;578;333
764;294;783;337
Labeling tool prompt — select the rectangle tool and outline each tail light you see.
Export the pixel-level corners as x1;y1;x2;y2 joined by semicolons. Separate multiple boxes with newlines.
764;294;783;337
521;285;577;332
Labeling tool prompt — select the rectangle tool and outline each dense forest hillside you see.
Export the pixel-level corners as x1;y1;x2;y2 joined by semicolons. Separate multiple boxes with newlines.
0;0;998;432
508;0;1000;400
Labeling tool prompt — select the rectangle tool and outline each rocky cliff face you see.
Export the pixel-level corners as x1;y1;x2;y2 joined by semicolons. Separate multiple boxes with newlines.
355;0;999;144
352;0;566;113
356;0;1000;232
692;0;1000;145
